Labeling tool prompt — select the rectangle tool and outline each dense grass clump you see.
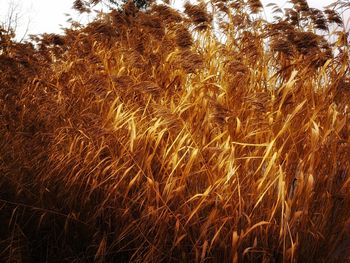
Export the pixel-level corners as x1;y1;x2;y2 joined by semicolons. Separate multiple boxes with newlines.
0;1;349;262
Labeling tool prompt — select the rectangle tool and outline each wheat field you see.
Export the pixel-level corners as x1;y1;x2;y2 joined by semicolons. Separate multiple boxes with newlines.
0;0;349;262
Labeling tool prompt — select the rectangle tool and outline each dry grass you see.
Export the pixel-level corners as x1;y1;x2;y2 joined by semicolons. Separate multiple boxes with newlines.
0;1;349;262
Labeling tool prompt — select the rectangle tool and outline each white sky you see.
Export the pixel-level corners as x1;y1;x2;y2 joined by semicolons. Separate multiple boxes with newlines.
0;0;346;41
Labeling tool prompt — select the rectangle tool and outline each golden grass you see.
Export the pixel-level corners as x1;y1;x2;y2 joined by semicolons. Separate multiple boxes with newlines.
0;1;349;262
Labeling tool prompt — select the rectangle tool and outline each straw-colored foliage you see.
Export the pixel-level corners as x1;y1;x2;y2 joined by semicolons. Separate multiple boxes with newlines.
0;0;349;262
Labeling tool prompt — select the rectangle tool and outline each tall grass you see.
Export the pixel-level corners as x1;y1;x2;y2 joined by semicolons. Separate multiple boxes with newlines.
0;0;349;262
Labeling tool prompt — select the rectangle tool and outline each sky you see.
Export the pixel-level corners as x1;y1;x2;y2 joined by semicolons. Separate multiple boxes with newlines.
0;0;346;41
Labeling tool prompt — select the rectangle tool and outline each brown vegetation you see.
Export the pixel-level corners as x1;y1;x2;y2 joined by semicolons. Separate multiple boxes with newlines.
0;0;349;262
